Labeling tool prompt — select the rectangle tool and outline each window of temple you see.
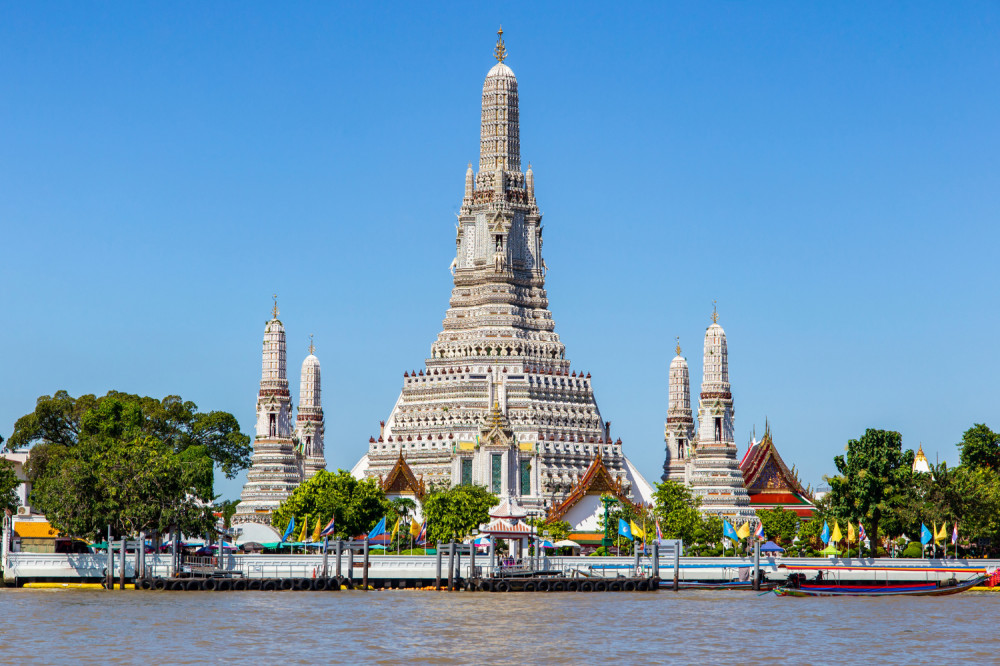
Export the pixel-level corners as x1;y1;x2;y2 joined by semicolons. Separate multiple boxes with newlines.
461;459;472;486
714;418;722;442
519;459;530;495
269;414;276;437
491;454;502;494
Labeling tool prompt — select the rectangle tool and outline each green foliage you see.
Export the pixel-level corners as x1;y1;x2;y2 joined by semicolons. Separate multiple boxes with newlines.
421;484;498;543
271;469;391;539
528;518;570;543
902;542;923;558
958;424;1000;471
756;506;800;545
11;390;251;480
0;456;20;513
652;480;702;543
216;499;240;529
828;429;913;558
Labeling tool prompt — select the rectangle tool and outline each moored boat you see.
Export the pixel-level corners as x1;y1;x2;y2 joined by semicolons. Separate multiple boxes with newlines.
774;573;987;597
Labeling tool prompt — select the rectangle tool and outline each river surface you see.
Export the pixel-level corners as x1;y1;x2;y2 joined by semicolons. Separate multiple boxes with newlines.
1;589;998;664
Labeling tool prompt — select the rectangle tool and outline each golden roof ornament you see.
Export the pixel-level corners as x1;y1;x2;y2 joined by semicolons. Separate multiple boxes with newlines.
494;26;507;63
711;300;718;324
675;336;681;356
309;334;315;356
272;294;280;319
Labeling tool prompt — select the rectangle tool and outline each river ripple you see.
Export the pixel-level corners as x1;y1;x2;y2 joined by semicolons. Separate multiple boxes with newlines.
0;589;998;664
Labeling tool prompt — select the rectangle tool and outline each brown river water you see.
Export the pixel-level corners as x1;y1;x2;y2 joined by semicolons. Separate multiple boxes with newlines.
1;589;998;664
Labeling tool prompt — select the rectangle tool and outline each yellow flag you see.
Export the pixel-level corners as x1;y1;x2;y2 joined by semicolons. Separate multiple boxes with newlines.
391;517;400;539
311;515;322;542
831;522;842;542
847;522;855;542
735;522;750;539
298;518;309;543
410;518;421;538
935;522;947;543
630;520;645;539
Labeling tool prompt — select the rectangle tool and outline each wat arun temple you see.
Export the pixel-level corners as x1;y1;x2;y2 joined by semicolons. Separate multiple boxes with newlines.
234;30;812;532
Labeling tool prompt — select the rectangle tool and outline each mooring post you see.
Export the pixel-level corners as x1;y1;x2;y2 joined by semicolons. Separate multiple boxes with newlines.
118;540;126;590
752;539;761;591
633;540;641;577
469;540;477;585
138;531;145;580
455;543;463;589
449;542;455;588
652;541;659;579
106;526;113;590
435;543;443;590
673;542;680;591
347;545;354;584
335;540;343;579
322;536;330;580
489;540;496;578
362;538;370;590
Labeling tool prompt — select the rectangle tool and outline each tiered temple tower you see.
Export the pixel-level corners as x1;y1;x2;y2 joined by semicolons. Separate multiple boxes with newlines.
688;306;755;520
357;29;638;514
296;337;326;480
233;299;304;525
662;338;695;483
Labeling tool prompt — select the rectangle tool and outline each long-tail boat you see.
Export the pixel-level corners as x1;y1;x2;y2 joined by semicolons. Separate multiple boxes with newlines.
774;572;987;597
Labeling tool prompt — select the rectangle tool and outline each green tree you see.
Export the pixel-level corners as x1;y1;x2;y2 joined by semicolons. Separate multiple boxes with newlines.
10;391;251;481
272;469;391;539
827;429;914;558
756;506;799;546
216;499;240;529
421;484;498;543
0;450;20;513
528;518;570;543
958;424;1000;471
14;395;221;539
652;480;702;543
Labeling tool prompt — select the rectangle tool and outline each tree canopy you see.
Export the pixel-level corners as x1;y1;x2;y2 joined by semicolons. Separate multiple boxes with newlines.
652;480;703;543
421;484;498;543
756;506;800;546
0;435;20;513
958;424;1000;471
8;392;250;540
271;469;391;539
827;429;913;558
10;390;251;478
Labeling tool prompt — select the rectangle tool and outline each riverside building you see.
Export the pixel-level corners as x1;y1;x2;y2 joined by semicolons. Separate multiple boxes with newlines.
351;29;654;519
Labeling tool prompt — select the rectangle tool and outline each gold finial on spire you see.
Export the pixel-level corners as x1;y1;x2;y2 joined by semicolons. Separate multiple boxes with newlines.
711;300;718;324
272;294;279;319
494;25;507;63
675;336;681;356
309;334;315;356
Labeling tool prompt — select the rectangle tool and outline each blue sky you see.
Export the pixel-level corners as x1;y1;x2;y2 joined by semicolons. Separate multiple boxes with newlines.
2;3;998;501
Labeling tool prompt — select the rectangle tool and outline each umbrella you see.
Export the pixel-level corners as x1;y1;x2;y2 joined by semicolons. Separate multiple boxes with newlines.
240;542;264;552
760;540;784;553
537;539;556;549
819;544;841;556
554;539;581;549
370;544;387;550
472;535;492;546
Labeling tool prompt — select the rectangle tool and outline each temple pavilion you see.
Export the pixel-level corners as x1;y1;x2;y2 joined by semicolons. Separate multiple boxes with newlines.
738;423;816;519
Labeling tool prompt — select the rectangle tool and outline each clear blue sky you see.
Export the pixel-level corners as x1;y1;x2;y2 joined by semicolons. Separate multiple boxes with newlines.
2;3;998;501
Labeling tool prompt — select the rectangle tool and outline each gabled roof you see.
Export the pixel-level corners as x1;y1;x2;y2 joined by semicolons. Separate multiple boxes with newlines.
380;453;426;501
491;496;527;520
740;423;815;517
546;452;639;523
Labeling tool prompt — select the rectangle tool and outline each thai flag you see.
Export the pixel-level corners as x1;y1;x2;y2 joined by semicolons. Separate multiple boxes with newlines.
952;523;958;545
320;515;336;538
416;521;427;545
655;519;663;543
754;521;764;540
858;523;866;542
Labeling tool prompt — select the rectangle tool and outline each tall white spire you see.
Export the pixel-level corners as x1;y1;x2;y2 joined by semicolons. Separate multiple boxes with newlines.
297;336;326;480
233;297;305;526
688;305;754;520
479;27;520;174
662;337;695;482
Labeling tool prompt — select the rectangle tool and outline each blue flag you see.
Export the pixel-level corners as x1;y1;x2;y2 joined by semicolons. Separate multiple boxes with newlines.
367;517;387;539
920;523;932;545
820;520;831;544
722;519;738;542
281;516;295;543
618;518;634;541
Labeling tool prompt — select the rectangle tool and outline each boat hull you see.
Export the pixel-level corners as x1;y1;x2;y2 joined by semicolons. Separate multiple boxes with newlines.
775;576;985;597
